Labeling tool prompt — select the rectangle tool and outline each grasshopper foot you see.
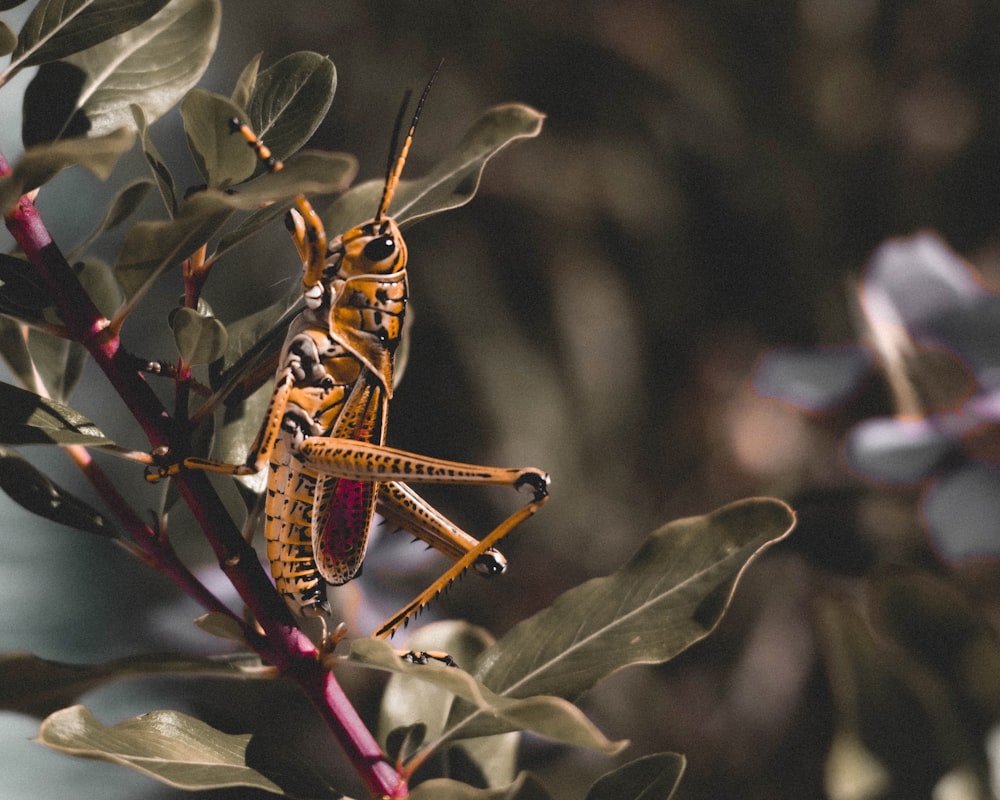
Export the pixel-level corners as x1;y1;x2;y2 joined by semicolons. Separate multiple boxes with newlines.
401;650;459;668
514;469;550;502
144;448;180;483
473;548;507;577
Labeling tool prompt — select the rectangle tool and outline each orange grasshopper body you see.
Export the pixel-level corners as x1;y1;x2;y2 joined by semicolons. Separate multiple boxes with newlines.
151;76;548;639
262;232;407;614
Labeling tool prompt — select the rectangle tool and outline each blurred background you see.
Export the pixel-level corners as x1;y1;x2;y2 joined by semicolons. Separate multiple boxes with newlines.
4;0;1000;797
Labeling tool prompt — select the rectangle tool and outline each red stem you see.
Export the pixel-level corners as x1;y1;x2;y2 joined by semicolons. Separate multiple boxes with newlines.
1;160;405;799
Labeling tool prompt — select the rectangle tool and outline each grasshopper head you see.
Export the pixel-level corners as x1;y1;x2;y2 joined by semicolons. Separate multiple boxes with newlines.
337;216;408;278
323;214;409;386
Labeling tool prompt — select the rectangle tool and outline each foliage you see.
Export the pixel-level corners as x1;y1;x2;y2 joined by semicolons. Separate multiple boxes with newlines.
0;2;796;799
753;232;1000;798
757;233;1000;561
278;5;1000;799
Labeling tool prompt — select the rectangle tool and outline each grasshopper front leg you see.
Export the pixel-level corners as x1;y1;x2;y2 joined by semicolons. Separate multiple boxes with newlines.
145;365;296;483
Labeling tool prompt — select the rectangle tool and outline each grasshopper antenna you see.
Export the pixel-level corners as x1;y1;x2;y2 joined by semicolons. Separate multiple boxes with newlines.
376;58;444;222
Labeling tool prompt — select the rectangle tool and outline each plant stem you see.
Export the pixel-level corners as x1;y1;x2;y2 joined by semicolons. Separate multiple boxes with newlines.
0;159;406;799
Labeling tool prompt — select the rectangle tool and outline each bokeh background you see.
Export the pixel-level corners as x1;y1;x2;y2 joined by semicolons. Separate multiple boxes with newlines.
4;0;1000;797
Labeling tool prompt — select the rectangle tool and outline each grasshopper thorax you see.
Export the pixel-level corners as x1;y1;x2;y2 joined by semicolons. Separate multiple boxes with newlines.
308;216;409;393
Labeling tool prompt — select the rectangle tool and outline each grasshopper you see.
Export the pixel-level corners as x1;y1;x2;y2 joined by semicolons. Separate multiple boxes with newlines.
147;73;549;640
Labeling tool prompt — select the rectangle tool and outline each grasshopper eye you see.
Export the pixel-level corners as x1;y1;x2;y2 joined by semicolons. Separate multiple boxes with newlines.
363;235;397;264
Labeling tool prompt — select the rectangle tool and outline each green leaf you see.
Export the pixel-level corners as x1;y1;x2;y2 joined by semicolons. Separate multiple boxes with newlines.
872;571;1000;684
2;651;263;718
585;753;686;800
95;180;154;232
117;147;354;316
0;126;135;214
71;179;154;258
246;51;336;162
384;723;427;765
451;499;795;739
215;148;357;208
27;327;86;402
208;302;298;412
117;150;356;298
207;141;358;255
170;306;228;365
40;0;221;139
478;498;794;696
0;19;17;56
24;262;114;399
409;774;554;800
0;315;40;391
75;258;124;318
324;103;545;233
230;51;261;109
379;622;518;788
115;191;234;305
0;444;110;536
380;621;496;740
0;252;54;327
132;104;176;215
816;599;973;793
37;705;284;793
197;302;296;486
211;297;290;385
21;60;93;145
213;201;290;259
213;378;270;494
350;638;625;755
115;142;343;314
181;89;258;188
0;381;112;445
10;0;171;69
192;612;249;646
871;570;1000;723
824;730;891;800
